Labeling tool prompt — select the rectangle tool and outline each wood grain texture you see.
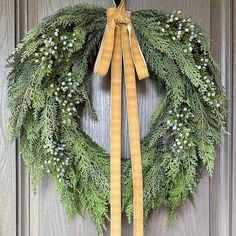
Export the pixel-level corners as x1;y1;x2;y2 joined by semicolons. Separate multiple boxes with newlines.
0;0;235;235
231;1;236;235
0;0;16;236
27;1;211;236
209;0;235;235
15;1;31;236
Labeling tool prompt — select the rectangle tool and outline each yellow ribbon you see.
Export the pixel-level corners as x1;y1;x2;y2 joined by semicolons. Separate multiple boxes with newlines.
94;1;149;235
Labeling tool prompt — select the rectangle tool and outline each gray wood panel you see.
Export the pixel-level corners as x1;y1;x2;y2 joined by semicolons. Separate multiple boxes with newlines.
0;0;17;236
232;1;236;235
27;1;211;236
15;0;31;235
0;0;235;236
209;0;235;235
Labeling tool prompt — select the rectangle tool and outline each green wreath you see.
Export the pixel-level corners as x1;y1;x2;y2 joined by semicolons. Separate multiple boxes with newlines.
7;4;227;235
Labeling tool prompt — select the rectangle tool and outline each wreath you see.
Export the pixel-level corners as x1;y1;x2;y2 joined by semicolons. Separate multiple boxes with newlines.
7;3;227;235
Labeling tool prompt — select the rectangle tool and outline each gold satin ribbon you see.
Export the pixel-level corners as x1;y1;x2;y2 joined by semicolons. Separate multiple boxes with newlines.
94;1;149;235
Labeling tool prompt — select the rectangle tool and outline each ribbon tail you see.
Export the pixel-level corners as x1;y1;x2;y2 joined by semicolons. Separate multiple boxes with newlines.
121;25;144;236
94;23;116;77
129;25;149;80
110;25;122;236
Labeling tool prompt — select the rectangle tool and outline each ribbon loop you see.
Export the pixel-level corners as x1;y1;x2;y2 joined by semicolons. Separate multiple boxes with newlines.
94;1;149;80
94;1;149;235
129;25;149;80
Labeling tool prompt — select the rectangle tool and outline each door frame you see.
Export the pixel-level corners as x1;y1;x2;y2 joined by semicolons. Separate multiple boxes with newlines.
12;0;236;235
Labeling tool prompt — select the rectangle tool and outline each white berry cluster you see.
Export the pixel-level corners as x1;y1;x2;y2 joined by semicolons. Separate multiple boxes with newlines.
163;11;221;109
198;74;220;108
161;10;203;54
167;107;194;153
34;28;79;71
50;72;79;124
42;140;70;182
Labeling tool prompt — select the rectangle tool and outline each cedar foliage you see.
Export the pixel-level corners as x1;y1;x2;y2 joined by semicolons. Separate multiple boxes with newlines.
7;4;227;235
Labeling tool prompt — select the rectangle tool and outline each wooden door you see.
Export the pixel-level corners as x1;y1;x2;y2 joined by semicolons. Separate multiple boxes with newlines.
0;0;235;235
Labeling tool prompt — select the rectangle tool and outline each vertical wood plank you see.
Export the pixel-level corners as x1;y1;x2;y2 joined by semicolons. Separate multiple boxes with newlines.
231;1;236;235
0;0;17;236
27;2;111;236
209;0;234;235
15;0;31;235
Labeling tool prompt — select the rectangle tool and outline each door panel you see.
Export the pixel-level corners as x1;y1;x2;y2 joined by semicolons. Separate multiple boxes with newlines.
28;1;210;236
0;1;16;236
0;0;235;236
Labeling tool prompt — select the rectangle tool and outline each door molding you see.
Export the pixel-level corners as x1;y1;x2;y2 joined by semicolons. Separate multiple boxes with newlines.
210;0;235;235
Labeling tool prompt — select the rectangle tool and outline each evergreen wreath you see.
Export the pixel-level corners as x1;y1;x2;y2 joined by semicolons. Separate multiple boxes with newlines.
7;4;227;235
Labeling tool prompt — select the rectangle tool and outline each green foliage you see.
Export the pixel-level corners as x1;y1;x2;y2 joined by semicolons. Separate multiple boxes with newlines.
7;5;227;235
56;126;110;234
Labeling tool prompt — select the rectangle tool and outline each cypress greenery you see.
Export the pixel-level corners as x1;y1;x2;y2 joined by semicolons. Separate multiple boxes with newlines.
7;4;227;235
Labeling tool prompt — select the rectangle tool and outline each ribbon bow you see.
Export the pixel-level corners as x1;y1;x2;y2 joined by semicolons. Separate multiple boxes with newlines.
94;0;149;235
